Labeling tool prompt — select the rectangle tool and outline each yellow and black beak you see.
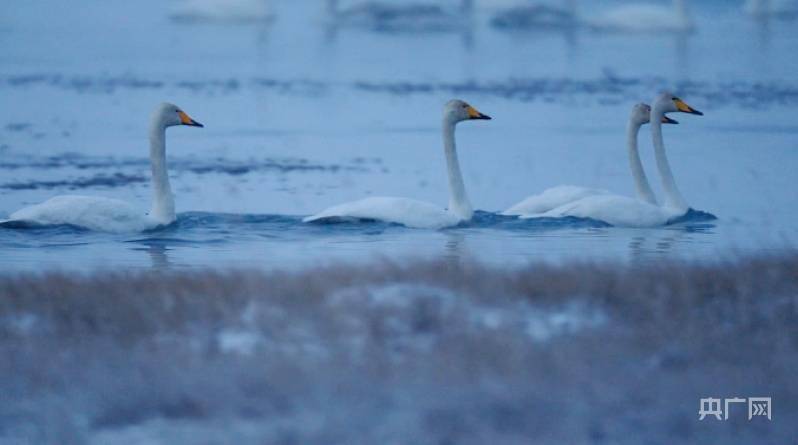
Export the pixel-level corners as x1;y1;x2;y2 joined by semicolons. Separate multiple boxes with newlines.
662;115;679;124
466;105;492;120
673;97;703;116
178;110;204;128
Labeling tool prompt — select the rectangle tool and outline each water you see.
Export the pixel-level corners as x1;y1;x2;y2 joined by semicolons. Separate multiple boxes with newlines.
1;0;797;272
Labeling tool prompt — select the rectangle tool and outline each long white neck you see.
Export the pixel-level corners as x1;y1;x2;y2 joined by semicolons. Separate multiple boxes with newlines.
442;119;473;220
651;107;689;212
627;120;657;205
149;122;175;224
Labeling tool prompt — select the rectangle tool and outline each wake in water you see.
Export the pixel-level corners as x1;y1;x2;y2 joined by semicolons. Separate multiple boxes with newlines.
1;207;712;239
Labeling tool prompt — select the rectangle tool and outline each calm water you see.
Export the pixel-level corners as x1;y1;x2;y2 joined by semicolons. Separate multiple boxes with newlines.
1;0;797;271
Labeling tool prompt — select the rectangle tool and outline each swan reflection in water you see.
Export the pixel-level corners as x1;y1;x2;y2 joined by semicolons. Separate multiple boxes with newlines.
130;241;173;270
627;222;716;261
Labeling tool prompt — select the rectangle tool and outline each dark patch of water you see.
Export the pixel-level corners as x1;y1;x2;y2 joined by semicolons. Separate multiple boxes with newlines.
3;73;798;108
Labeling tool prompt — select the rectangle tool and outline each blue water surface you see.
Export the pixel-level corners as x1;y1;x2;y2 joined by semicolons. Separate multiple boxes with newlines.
1;0;796;271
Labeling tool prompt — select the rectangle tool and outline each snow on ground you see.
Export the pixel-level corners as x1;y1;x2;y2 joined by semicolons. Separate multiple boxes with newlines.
1;256;796;444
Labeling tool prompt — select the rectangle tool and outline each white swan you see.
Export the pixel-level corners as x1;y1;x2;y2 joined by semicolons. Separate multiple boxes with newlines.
503;102;673;216
304;99;491;229
6;103;203;233
490;0;578;30
534;93;703;227
745;0;798;17
588;0;692;33
170;0;274;24
649;91;703;212
326;0;472;32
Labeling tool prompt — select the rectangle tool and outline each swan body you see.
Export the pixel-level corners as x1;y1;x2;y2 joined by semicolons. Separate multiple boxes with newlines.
503;103;664;217
532;194;681;228
490;0;577;30
588;0;692;32
539;94;704;227
327;0;471;31
8;196;154;233
170;0;274;24
304;99;491;229
503;185;610;216
7;103;203;233
745;0;798;17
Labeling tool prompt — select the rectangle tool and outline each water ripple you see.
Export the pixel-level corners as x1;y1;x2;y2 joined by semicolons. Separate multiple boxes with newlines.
3;73;797;108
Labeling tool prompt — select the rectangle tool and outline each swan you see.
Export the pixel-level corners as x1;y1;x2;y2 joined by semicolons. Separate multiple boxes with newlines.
303;99;491;229
745;0;798;17
649;91;703;212
503;102;674;216
533;93;704;227
5;103;203;233
170;0;274;24
326;0;472;32
490;0;578;30
588;0;692;33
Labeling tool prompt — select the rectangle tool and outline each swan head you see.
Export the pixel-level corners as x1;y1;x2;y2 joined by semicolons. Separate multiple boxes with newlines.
653;92;703;116
632;103;679;125
444;99;491;124
154;102;204;129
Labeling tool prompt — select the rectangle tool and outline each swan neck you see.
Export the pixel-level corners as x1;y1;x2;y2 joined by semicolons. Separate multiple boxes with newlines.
443;120;472;220
651;108;688;211
627;120;657;205
149;123;175;224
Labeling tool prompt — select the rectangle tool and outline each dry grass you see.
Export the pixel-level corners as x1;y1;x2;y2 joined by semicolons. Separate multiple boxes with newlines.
0;255;796;444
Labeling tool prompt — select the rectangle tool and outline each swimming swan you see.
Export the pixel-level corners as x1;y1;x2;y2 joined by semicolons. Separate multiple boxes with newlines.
490;0;578;30
303;99;491;229
745;0;798;17
650;91;703;212
6;103;204;232
588;0;692;33
170;0;274;24
503;102;674;216
326;0;472;32
534;94;703;227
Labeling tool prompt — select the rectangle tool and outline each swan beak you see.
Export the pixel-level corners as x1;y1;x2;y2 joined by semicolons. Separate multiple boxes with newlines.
662;115;679;124
178;110;204;128
466;105;491;120
673;98;703;116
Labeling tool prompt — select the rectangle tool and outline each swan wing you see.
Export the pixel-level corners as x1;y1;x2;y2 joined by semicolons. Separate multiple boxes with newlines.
590;5;688;31
9;195;156;233
303;196;460;229
503;185;610;216
530;194;680;228
170;0;273;23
